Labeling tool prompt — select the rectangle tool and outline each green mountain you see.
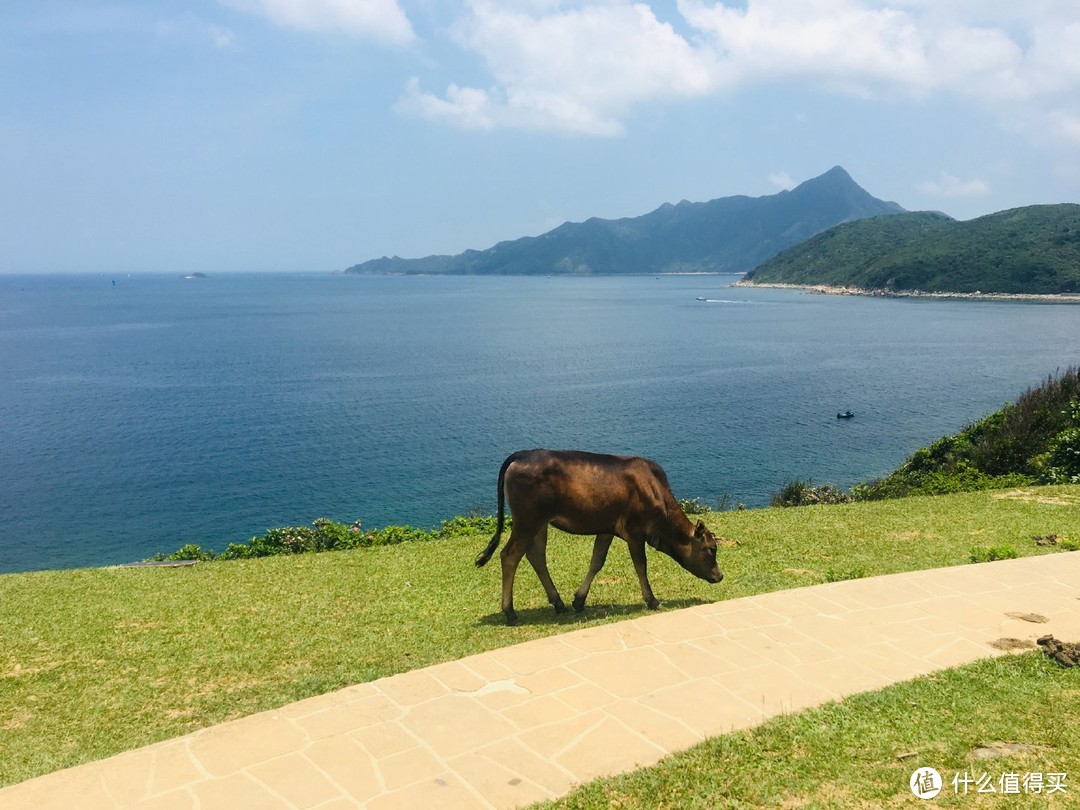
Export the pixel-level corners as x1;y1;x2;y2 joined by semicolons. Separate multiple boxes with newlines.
744;204;1080;294
344;166;904;276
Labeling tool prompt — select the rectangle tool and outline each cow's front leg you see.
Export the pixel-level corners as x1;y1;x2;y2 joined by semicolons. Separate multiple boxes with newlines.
626;536;660;610
572;533;614;612
500;530;530;625
525;526;566;614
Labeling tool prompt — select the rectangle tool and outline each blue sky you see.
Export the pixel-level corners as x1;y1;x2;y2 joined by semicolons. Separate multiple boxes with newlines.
3;1;1079;274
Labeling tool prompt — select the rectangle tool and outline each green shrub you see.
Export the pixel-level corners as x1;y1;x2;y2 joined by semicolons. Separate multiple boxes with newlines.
1042;424;1080;483
853;370;1080;500
435;514;500;538
824;566;868;582
771;480;852;507
152;512;505;563
678;497;711;515
969;545;1020;563
156;543;215;562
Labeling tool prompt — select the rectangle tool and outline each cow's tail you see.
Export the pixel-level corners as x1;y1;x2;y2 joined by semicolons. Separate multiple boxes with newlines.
475;453;516;567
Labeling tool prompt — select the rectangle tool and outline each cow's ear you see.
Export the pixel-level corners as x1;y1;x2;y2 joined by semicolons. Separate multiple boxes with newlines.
695;520;706;538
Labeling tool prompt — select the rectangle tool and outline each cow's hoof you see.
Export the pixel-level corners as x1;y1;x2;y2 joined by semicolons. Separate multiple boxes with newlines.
552;598;567;614
572;596;586;613
505;611;519;626
646;598;661;610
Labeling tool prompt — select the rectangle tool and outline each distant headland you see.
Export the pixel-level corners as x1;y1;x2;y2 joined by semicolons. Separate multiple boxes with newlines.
740;204;1080;297
344;167;904;277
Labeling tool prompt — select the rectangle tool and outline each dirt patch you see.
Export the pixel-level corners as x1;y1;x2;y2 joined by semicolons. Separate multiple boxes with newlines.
989;638;1037;652
783;568;817;576
972;742;1039;760
991;489;1080;506
1033;534;1059;546
1038;635;1080;667
1006;612;1049;623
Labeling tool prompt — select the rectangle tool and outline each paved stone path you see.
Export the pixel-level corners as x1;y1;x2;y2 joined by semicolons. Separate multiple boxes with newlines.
3;553;1078;809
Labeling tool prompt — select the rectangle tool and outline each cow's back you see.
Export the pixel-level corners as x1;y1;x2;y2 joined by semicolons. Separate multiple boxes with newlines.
502;449;676;537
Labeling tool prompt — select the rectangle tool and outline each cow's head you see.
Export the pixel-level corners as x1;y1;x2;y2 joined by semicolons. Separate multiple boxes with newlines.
671;520;724;584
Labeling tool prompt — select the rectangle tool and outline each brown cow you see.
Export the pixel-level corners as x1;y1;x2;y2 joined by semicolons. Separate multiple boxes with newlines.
475;449;724;625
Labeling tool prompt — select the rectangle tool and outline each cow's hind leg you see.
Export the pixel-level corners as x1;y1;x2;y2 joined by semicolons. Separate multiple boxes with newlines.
627;536;660;610
572;533;614;613
499;526;532;626
525;526;566;615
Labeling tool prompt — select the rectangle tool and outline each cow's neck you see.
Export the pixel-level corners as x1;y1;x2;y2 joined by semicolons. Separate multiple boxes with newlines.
646;510;693;555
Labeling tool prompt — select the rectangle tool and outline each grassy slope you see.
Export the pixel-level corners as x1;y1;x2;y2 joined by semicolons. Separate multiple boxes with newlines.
746;204;1080;294
2;487;1079;787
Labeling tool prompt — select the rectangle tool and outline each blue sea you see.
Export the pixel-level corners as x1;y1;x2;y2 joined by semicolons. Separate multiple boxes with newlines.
2;272;1078;574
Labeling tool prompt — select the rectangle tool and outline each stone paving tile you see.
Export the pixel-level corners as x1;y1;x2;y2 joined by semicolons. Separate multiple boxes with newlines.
426;660;489;693
351;720;420;759
490;637;585;676
303;737;382;802
554;681;619;713
190;774;293;810
857;644;943;681
96;750;154;805
374;745;445;791
247;753;343;809
498;694;581;730
475;739;576;798
561;627;629;653
631;609;722;643
515;664;579;697
566;646;689;699
641;678;766;736
602;699;702;752
2;554;1077;810
375;671;448;707
695;603;788;628
129;790;197;810
365;773;481;810
610;620;662;648
144;743;204;797
400;695;518;759
554;716;667;783
187;714;306;778
516;709;607;761
309;799;363;810
448;749;554;808
655;639;740;677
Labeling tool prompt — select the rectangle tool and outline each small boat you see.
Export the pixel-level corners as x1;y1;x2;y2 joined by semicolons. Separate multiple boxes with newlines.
836;410;855;419
696;296;707;301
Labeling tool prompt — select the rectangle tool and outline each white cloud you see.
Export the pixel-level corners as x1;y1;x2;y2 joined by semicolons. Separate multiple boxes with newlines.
397;78;498;131
768;171;794;190
402;1;721;136
208;24;237;48
918;171;990;198
224;0;414;43
399;0;1080;144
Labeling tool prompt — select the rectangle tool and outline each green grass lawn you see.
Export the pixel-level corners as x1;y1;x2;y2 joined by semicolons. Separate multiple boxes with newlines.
2;486;1079;788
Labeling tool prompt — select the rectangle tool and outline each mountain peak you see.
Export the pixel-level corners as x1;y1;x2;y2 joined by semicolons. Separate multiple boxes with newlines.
794;165;854;191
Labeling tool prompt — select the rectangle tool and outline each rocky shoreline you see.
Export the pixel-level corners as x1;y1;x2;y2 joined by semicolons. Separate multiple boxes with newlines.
734;279;1080;303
